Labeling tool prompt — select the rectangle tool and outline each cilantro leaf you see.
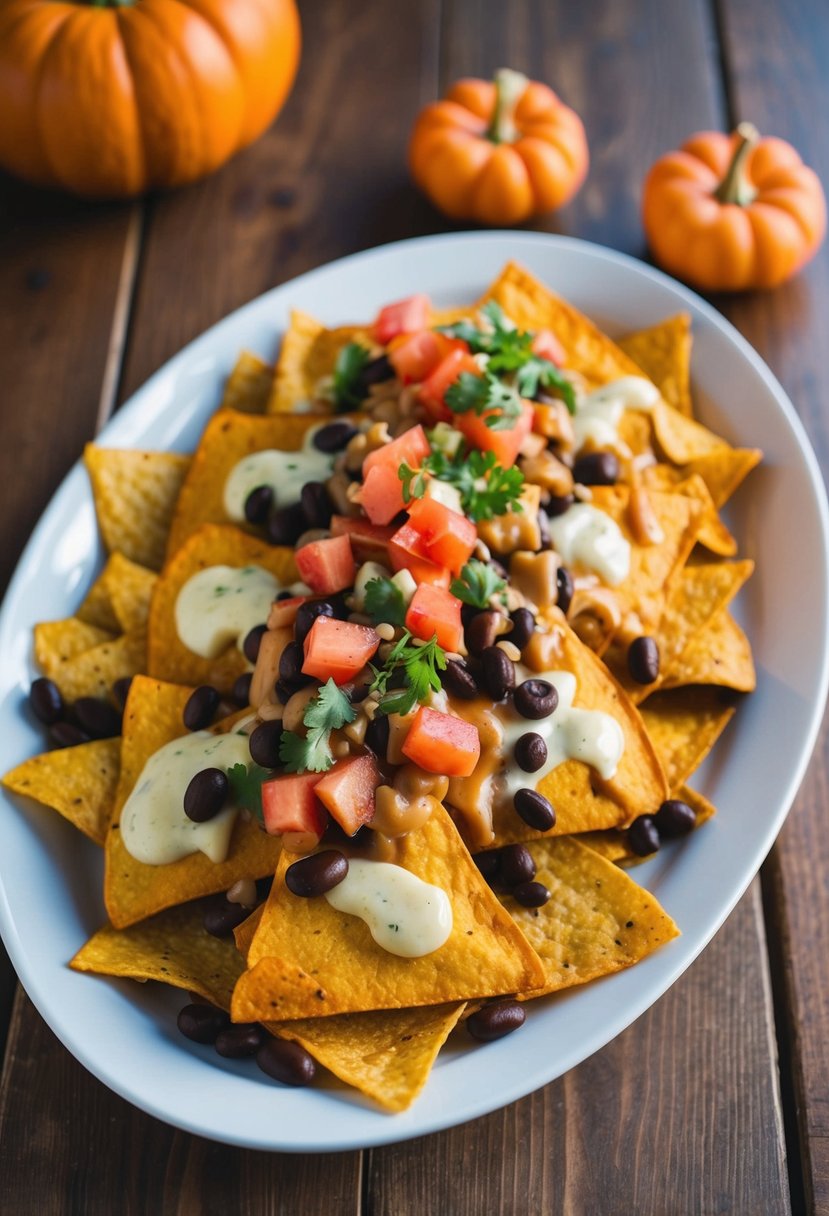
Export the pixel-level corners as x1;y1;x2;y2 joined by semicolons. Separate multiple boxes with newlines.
369;630;447;717
415;447;524;522
516;357;577;411
444;369;522;430
363;577;407;627
398;461;427;504
333;342;371;411
303;678;356;732
278;678;356;774
450;559;507;610
226;762;269;822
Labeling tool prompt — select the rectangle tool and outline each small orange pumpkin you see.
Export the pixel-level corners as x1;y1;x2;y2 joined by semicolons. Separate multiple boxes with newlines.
0;0;301;199
642;123;826;291
409;68;589;226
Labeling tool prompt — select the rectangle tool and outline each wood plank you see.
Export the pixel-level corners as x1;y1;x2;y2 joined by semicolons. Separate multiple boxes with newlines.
716;1;829;1210
367;883;789;1216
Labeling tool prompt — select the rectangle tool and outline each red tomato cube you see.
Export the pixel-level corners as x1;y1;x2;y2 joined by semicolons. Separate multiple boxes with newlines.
456;400;534;467
261;771;328;839
330;515;395;563
295;534;356;596
388;522;451;589
406;495;477;575
372;294;431;344
302;615;380;685
314;754;382;836
401;707;481;777
362;424;430;479
405;583;463;652
417;349;482;423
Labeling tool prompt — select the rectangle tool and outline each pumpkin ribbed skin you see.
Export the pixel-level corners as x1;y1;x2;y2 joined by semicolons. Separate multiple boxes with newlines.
642;127;826;291
0;0;301;197
409;73;588;226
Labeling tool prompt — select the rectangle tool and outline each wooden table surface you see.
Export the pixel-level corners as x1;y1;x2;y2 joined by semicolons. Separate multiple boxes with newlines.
1;1;828;1212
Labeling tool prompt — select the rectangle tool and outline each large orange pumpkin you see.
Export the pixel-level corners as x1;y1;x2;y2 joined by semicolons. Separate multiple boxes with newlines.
0;0;301;198
409;68;588;226
642;122;826;291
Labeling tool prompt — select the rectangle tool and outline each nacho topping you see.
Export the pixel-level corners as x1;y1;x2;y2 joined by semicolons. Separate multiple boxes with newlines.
547;503;631;585
323;859;453;957
121;729;252;864
572;376;659;453
223;428;333;521
175;564;281;658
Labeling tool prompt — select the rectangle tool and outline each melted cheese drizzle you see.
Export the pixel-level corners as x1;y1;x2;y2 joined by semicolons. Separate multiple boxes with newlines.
120;730;252;865
175;564;280;658
324;859;453;957
547;503;630;585
573;376;660;453
223;428;333;521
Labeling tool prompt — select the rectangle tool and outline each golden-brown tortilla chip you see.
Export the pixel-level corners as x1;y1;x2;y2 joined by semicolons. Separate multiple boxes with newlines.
269;310;373;414
84;445;191;571
640;687;736;789
47;629;147;704
661;609;756;693
618;314;692;416
34;618;115;680
2;737;120;845
581;783;717;866
221;351;274;415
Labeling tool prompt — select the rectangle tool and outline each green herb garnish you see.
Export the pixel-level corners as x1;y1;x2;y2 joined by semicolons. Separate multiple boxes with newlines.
398;448;524;521
444;369;523;431
450;559;507;610
369;630;447;717
279;678;356;773
333;342;371;411
363;577;407;627
226;763;270;822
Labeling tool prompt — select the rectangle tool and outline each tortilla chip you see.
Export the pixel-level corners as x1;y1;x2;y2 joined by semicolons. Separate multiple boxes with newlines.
640;687;736;789
269;311;373;414
87;552;157;635
652;399;729;464
77;570;122;634
500;836;678;999
269;1002;466;1114
683;447;763;509
34;618;115;680
48;629;147;704
221;351;274;415
84;446;191;571
662;609;756;693
148;524;298;692
581;783;717;866
231;804;545;1023
618;314;693;416
167;411;335;558
104;675;282;928
2;737;120;845
71;898;245;1010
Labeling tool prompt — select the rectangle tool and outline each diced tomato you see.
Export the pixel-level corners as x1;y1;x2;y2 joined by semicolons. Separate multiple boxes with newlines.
388;522;451;589
372;294;431;344
362;424;430;479
401;707;481;777
406;496;477;575
267;595;306;630
295;534;356;596
532;328;566;366
417;349;482;423
405;583;463;652
359;463;406;526
261;771;328;839
314;754;382;836
330;515;395;563
302;615;380;685
456;399;535;467
388;331;469;385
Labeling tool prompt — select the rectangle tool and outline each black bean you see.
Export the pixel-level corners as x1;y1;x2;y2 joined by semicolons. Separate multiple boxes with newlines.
30;677;63;725
285;850;348;898
442;659;479;700
232;672;253;707
513;880;551;908
465;610;502;658
481;646;515;701
177;1003;229;1045
507;608;535;652
300;481;333;529
295;600;334;646
472;851;500;885
514;731;547;773
256;1038;317;1086
467;999;526;1042
627;635;660;685
573;450;620;486
49;721;91;749
243;623;268;664
349;683;370;703
498;843;536;889
365;714;390;760
112;676;133;712
545;492;575;517
357;353;394;389
249;719;284;769
184;768;228;823
514;788;556;831
244;485;273;525
183;685;220;731
203;896;250;938
312;420;359;453
654;798;696;838
72;696;122;739
627;815;661;856
215;1023;264;1058
279;641;308;687
327;592;351;621
537;507;552;551
276;589;294;601
556;566;574;615
266;501;306;546
275;679;296;704
513;678;558;721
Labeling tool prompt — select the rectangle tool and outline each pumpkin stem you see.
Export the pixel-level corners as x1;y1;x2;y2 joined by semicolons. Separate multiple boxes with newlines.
487;68;529;144
87;0;137;8
714;122;760;206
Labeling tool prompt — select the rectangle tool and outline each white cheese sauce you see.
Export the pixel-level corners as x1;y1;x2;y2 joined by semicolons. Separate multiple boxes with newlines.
498;670;625;800
324;859;453;958
120;730;252;865
547;503;630;585
573;376;659;453
223;427;334;522
175;564;280;658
